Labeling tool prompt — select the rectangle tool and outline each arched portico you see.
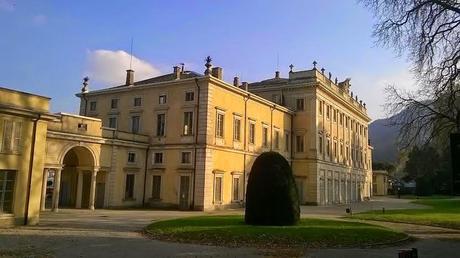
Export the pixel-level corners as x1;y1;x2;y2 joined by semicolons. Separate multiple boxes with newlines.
44;145;103;211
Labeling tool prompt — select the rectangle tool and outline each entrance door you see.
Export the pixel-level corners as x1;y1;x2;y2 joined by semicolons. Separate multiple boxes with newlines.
179;176;190;210
96;183;105;208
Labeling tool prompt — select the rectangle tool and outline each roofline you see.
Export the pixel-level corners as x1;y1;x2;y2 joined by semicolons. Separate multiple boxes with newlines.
75;76;205;97
206;76;295;115
0;86;51;100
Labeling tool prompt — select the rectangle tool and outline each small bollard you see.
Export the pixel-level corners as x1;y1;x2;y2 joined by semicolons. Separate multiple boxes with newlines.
382;207;385;214
346;207;352;215
398;248;418;258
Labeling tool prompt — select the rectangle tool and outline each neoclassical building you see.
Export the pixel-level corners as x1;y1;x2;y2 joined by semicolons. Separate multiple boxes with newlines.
0;57;372;226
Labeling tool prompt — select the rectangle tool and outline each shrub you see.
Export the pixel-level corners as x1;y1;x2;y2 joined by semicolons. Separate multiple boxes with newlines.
245;151;300;225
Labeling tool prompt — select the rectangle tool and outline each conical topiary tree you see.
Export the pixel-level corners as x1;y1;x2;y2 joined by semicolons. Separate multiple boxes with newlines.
245;151;300;225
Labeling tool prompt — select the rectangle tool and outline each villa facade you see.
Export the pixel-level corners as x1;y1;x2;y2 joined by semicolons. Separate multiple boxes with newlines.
0;57;372;226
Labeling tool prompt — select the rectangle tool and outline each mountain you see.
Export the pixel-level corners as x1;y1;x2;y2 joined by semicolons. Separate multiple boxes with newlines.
369;115;401;163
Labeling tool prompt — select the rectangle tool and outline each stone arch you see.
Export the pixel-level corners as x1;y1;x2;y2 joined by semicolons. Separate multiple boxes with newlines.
58;143;98;168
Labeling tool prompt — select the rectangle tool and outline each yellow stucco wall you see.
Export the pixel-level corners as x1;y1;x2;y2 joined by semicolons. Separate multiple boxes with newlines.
0;87;51;226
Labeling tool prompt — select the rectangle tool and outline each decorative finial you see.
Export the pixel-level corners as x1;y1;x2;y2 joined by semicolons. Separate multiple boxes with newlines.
204;56;212;75
321;68;325;74
289;64;294;73
355;95;358;101
351;91;354;98
180;63;185;72
313;61;317;69
328;72;332;80
363;103;366;108
81;76;89;93
335;77;338;84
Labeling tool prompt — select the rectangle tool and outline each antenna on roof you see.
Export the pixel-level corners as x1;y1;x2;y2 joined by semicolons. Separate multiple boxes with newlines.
129;37;134;70
276;52;280;71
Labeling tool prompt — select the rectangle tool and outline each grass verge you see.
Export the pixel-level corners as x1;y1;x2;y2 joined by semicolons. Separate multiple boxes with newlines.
145;215;407;250
352;199;460;229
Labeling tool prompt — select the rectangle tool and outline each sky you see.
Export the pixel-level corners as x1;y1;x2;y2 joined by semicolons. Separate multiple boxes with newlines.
0;0;417;120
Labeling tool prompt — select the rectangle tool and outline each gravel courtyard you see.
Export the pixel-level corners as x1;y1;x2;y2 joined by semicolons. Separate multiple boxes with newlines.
1;197;459;258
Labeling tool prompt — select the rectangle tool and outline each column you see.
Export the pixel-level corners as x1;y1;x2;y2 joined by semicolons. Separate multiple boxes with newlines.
40;168;49;211
75;169;83;208
89;168;98;210
52;168;62;212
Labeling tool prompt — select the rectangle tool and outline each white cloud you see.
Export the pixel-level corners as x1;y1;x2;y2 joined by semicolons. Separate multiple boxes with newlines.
351;68;417;120
85;49;161;87
32;14;47;26
0;0;15;11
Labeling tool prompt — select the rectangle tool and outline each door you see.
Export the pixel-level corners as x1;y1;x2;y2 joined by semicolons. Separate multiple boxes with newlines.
179;176;190;210
95;183;105;208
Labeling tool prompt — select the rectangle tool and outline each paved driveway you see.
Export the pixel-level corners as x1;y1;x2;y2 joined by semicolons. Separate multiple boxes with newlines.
1;197;459;258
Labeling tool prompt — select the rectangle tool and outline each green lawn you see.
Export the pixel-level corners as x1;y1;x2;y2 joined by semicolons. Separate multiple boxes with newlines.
145;215;407;250
352;199;460;229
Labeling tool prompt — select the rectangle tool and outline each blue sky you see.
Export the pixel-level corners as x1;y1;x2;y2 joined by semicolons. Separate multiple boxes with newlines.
0;0;415;119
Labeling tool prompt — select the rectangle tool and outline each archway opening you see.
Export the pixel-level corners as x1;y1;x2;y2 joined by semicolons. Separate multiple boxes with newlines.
60;146;95;208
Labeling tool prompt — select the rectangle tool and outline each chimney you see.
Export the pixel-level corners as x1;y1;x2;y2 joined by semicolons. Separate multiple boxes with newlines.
173;66;181;80
211;67;223;80
241;82;249;91
233;76;240;87
126;69;134;86
275;71;280;79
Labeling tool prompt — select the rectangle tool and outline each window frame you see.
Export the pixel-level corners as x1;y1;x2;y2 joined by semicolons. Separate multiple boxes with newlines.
183;111;194;136
296;98;305;111
127;151;136;164
156;113;166;137
185;91;194;102
233;116;241;142
181;151;192;164
216;112;225;138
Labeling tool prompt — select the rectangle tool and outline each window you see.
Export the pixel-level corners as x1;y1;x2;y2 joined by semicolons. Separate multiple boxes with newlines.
181;152;191;164
159;94;167;104
183;112;193;135
152;175;161;200
233;117;241;141
108;117;117;129
111;99;118;109
262;126;269;147
128;152;136;163
1;120;21;153
345;117;349;128
333;109;337;122
340;143;344;156
334;142;337;157
134;97;142;107
0;170;16;213
340;113;343;125
296;98;305;111
232;176;240;201
185;92;194;101
249;122;255;144
125;174;135;199
153;152;163;164
326;105;330;119
285;133;289;151
296;135;304;152
89;101;97;111
274;130;280;149
318;136;323;154
326;139;330;156
346;146;350;159
216;113;225;138
214;176;223;203
319;101;323;115
131;116;140;133
156;114;166;137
